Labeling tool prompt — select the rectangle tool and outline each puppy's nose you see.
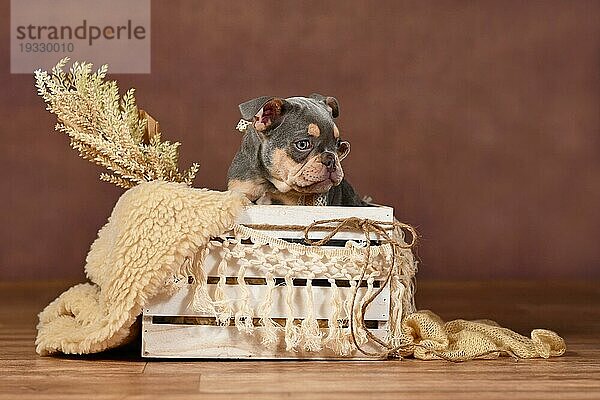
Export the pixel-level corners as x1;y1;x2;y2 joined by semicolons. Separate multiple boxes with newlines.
321;152;336;172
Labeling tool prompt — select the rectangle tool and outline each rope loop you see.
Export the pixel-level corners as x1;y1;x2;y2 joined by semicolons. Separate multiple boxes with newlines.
302;217;417;249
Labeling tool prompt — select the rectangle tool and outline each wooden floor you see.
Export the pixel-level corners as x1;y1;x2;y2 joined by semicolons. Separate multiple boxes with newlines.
0;280;598;399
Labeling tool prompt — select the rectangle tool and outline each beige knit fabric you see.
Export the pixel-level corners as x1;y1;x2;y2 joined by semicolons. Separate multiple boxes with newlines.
395;310;565;360
35;181;248;355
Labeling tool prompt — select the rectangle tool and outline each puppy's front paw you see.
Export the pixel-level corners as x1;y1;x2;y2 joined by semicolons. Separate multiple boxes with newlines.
228;178;268;202
255;193;273;205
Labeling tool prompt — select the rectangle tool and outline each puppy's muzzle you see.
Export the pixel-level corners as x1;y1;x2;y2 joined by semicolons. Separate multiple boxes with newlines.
321;151;337;172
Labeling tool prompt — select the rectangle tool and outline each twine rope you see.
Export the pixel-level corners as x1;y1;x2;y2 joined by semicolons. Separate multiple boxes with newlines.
303;218;415;357
244;217;417;358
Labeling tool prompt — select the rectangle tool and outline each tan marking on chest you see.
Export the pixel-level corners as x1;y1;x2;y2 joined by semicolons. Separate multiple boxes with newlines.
308;123;321;137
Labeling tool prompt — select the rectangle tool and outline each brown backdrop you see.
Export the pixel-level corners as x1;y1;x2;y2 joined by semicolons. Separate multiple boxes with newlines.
1;0;599;281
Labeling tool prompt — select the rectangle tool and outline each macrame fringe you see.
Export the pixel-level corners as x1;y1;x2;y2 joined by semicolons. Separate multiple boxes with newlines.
257;272;278;346
234;262;254;333
213;256;233;325
284;274;301;351
323;278;353;355
189;249;216;315
348;279;368;348
300;278;323;351
359;277;375;323
393;220;418;316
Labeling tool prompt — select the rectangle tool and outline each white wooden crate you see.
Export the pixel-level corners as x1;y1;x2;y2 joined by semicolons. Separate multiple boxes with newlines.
142;204;405;360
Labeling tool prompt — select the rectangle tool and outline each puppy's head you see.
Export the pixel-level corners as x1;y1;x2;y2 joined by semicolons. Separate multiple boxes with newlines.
238;94;350;195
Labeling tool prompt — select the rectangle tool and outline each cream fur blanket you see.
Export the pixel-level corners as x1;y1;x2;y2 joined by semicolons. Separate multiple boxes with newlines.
36;181;247;355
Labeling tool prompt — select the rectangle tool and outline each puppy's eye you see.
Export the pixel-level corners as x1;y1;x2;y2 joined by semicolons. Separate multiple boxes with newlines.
294;139;312;151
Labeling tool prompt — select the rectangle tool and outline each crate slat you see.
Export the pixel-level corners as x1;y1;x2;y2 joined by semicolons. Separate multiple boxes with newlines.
235;205;394;241
142;323;388;360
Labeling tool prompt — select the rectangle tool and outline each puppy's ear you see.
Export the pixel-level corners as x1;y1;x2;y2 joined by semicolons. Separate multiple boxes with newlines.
239;96;273;120
239;96;287;132
337;140;350;161
309;93;340;118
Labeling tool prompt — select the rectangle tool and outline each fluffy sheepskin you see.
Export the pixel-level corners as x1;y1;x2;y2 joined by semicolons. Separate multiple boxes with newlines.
36;181;248;355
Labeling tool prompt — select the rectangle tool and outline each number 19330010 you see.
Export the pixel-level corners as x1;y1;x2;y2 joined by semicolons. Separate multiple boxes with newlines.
19;42;74;53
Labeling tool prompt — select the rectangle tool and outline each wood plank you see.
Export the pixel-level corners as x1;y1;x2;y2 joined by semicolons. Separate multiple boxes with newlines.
141;324;388;360
1;280;598;400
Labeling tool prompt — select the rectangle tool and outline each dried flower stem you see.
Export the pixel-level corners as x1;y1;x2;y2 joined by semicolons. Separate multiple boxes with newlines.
35;58;199;188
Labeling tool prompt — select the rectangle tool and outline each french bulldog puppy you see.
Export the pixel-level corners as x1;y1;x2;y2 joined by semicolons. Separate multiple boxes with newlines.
227;94;366;206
